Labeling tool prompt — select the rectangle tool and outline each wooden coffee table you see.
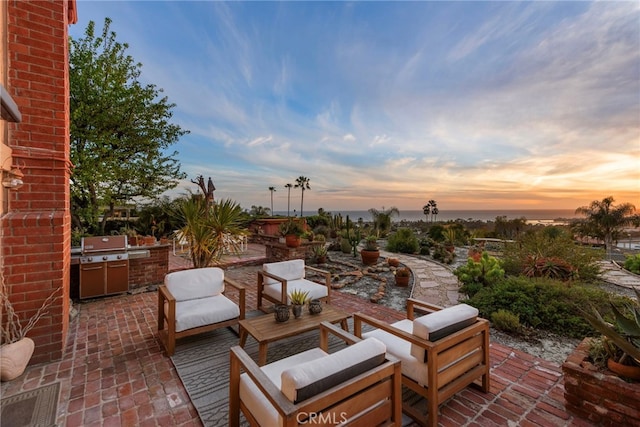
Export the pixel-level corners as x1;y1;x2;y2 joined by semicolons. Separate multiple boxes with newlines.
239;304;351;366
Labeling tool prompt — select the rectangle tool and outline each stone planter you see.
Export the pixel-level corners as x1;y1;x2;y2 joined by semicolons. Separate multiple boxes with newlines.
292;304;303;318
0;337;35;381
562;338;640;425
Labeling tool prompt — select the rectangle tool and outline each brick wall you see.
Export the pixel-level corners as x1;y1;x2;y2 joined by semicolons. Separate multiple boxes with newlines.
562;338;640;426
129;245;169;290
1;0;73;364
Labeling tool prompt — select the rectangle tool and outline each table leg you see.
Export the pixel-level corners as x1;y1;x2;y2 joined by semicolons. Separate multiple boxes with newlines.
340;318;349;332
239;326;247;347
258;343;268;366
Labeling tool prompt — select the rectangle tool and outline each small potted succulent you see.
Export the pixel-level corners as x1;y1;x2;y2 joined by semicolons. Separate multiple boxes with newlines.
395;267;411;287
278;219;305;248
311;244;328;264
361;235;380;266
288;289;310;318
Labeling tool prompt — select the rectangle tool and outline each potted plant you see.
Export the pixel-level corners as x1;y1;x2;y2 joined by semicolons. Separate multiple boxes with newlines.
361;235;380;266
0;275;60;381
580;287;640;380
395;267;411;287
278;219;304;248
288;289;310;318
311;244;328;264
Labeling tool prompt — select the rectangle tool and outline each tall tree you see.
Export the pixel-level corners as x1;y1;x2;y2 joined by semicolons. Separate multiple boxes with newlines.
573;196;637;259
69;18;188;234
294;176;311;217
428;199;437;222
268;186;276;216
284;183;293;217
422;203;431;222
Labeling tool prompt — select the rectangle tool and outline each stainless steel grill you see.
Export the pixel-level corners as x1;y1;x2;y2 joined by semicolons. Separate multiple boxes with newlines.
79;236;129;298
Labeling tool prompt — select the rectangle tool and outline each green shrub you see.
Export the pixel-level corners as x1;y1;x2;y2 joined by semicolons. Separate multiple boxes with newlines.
463;276;628;338
501;230;602;282
491;309;521;333
386;228;419;254
455;252;505;297
623;254;640;274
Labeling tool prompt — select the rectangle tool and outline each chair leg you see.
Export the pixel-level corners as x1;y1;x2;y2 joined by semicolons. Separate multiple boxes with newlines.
229;350;241;427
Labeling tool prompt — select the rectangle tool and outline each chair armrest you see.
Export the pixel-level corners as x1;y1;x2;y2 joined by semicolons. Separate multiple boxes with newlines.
406;298;443;320
353;312;433;349
229;345;297;416
158;284;176;303
224;278;246;320
304;265;330;277
318;321;361;351
258;270;290;302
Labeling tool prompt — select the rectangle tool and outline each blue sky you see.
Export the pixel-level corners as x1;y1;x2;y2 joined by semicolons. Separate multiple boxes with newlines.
70;1;639;213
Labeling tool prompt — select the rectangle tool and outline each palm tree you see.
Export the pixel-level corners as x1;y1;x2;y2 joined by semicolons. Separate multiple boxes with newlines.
428;199;437;222
574;196;636;259
284;183;293;217
432;206;439;222
368;206;400;237
422;203;431;222
268;186;276;216
174;196;246;268
294;176;311;217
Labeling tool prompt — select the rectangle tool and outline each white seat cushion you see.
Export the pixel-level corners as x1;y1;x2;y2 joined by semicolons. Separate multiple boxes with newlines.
174;294;239;332
240;348;327;427
363;319;428;386
262;279;328;303
263;260;305;285
165;267;225;301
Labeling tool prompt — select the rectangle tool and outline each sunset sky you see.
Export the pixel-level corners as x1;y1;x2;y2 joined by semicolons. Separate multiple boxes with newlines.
70;1;639;213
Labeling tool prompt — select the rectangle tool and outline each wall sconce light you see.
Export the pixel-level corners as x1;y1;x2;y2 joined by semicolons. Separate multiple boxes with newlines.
2;168;24;190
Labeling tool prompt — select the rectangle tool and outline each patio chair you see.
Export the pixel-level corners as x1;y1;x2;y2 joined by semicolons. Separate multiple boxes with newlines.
158;267;245;356
257;259;331;311
229;321;403;427
354;299;490;427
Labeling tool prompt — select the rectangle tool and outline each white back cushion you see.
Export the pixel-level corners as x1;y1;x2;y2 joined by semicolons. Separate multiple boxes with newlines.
281;337;386;403
164;267;225;301
262;259;305;285
410;303;478;361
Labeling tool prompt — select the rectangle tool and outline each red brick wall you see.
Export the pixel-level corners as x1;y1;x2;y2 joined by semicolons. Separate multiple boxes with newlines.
129;245;169;290
562;338;640;426
2;0;73;364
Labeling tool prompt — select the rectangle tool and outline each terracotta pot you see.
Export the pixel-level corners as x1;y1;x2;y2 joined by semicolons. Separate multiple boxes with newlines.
128;236;139;246
285;235;301;248
144;236;156;246
395;276;410;287
361;249;380;266
387;258;400;267
608;358;640;380
0;337;35;381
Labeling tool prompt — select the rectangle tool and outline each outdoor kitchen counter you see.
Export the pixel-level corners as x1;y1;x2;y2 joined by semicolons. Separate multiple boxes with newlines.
70;244;170;298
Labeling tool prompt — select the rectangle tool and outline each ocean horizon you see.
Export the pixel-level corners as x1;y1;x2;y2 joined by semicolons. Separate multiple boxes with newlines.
273;209;579;223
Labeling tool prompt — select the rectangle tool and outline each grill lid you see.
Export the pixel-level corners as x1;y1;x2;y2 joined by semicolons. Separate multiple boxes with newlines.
81;235;128;254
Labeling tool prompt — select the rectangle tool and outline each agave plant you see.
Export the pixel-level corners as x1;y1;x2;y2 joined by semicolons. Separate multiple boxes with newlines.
581;287;640;365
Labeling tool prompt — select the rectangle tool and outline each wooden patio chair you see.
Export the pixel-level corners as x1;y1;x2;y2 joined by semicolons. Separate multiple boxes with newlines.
229;321;403;427
354;299;490;427
158;267;245;356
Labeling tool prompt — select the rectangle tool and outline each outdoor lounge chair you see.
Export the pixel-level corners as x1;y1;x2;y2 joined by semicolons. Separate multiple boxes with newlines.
229;321;403;427
158;267;245;356
354;299;490;427
257;259;331;311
